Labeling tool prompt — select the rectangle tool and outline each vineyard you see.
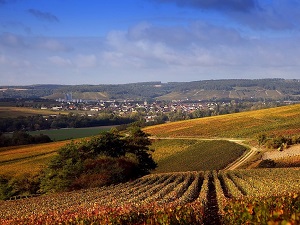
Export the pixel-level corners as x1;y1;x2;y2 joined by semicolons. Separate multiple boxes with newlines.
1;168;300;224
143;104;300;138
0;141;68;176
151;139;247;173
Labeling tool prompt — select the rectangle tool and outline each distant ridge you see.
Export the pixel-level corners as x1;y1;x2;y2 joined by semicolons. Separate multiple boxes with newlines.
0;78;299;101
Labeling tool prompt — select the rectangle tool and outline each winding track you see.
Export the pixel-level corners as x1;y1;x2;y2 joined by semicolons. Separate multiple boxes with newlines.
224;141;258;170
150;136;257;170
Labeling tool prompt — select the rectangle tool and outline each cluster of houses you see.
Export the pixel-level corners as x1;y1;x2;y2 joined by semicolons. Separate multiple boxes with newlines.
43;99;223;119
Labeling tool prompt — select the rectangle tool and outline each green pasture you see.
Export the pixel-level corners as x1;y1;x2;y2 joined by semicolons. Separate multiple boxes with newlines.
29;126;114;141
151;139;248;173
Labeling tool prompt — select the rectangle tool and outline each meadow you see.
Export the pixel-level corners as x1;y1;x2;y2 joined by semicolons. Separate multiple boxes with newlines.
29;126;113;141
144;104;300;138
1;168;299;224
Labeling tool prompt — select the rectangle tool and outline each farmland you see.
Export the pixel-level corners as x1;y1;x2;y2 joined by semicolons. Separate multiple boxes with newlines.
0;141;69;176
1;168;299;224
151;139;247;173
1;104;300;224
144;104;300;138
0;107;67;118
0;137;247;177
29;126;114;141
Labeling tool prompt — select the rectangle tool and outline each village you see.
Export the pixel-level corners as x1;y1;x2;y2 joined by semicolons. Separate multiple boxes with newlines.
44;97;224;122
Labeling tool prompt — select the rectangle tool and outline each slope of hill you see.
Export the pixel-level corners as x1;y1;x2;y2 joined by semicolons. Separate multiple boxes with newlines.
151;139;247;173
1;78;300;101
144;104;300;138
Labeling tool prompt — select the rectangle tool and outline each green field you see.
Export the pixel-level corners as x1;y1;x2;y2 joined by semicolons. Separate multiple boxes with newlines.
151;139;247;173
29;126;114;141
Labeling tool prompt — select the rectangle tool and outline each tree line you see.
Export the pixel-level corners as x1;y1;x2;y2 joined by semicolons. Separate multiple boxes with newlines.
0;131;52;147
0;113;135;133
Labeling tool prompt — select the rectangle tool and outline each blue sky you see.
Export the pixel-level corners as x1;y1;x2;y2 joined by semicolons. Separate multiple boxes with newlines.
1;0;300;85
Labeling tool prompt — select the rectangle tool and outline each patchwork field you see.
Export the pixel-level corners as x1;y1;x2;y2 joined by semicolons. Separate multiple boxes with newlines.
0;137;247;177
2;104;300;224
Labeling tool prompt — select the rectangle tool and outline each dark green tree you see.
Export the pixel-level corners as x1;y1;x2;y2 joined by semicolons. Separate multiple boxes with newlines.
39;127;156;193
125;127;157;176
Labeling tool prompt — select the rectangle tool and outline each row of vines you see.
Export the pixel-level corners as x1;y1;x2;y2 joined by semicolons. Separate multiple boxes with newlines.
0;168;300;224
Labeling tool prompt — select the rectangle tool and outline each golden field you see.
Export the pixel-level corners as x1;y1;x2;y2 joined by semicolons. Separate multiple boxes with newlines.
0;107;67;118
144;104;300;138
0;141;70;176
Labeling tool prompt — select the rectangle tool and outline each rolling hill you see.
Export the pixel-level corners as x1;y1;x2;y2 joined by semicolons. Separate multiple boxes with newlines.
1;78;300;101
144;103;300;138
1;104;300;224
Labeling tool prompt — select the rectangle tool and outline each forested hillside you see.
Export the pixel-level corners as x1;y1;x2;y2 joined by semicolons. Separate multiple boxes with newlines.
1;79;299;101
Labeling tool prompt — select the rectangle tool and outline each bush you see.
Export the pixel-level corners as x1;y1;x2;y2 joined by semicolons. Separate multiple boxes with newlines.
72;157;139;189
0;173;40;200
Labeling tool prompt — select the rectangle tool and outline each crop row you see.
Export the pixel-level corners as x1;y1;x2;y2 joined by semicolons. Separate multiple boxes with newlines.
1;168;300;224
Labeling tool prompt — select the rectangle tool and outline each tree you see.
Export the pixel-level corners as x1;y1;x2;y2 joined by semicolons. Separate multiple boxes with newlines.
40;127;156;193
125;127;157;176
39;139;88;193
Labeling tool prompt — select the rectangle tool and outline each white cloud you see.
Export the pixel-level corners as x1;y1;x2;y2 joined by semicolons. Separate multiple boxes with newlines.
0;54;7;64
0;33;27;48
48;56;72;66
38;39;71;52
75;54;97;68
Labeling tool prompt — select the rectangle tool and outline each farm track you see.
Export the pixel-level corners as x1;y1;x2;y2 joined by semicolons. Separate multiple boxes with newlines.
150;136;254;170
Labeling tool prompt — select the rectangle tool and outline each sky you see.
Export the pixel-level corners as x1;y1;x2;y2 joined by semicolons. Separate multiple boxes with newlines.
0;0;300;85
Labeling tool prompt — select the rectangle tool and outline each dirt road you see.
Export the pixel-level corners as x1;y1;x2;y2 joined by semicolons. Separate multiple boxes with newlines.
150;136;257;170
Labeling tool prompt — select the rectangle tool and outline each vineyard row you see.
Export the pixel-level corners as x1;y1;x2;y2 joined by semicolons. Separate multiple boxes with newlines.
1;168;300;224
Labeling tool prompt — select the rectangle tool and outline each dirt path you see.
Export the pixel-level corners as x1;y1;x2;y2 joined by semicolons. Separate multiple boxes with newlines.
224;142;258;170
150;136;256;170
